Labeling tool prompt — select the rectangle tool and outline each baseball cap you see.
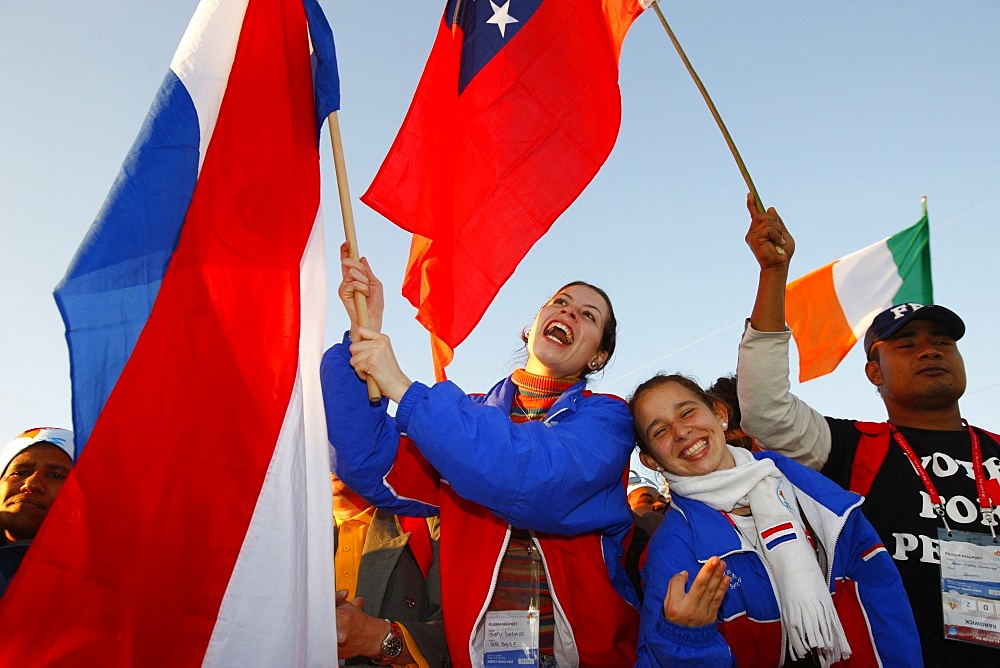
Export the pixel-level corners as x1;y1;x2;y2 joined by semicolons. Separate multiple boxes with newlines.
863;303;965;357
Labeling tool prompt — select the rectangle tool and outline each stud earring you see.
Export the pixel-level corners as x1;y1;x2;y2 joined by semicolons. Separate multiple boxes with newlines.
721;421;728;430
589;361;598;369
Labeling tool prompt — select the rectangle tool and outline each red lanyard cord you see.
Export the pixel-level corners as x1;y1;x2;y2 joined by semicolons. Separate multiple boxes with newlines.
888;422;997;542
967;421;997;540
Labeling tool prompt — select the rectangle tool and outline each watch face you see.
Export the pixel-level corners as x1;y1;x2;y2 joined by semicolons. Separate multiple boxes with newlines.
383;624;403;659
384;635;403;658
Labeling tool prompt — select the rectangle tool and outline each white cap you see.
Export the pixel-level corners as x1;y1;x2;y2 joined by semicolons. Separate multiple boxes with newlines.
0;427;75;476
626;470;659;497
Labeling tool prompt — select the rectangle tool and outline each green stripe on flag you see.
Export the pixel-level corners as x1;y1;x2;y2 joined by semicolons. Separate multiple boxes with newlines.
887;212;932;305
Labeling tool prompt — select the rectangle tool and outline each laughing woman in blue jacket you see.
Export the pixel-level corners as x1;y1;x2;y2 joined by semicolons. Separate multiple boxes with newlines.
630;374;921;667
322;245;640;666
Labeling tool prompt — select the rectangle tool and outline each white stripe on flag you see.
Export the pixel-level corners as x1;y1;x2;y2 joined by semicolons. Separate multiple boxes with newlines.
171;0;250;173
832;238;903;339
764;526;797;550
204;213;335;665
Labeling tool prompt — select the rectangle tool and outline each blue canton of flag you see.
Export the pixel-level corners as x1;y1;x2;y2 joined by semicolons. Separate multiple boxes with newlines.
449;0;543;92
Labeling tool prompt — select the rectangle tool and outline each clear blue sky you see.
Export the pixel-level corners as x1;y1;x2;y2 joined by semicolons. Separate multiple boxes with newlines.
3;1;999;480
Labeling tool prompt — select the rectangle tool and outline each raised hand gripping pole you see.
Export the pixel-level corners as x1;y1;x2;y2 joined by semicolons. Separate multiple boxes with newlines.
327;111;382;402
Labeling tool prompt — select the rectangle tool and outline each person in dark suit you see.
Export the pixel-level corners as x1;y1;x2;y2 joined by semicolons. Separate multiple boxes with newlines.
333;474;449;666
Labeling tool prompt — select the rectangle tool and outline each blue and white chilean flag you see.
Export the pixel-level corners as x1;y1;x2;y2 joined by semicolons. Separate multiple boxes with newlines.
1;0;340;664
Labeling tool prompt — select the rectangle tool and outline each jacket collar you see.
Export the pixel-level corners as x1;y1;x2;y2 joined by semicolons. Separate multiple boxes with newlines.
483;373;588;422
669;496;746;560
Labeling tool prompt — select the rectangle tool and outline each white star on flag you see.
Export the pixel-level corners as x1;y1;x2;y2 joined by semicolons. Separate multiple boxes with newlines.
487;0;519;38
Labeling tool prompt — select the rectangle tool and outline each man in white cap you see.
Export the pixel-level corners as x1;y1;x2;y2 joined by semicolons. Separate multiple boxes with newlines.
626;471;668;517
0;427;75;598
624;471;667;604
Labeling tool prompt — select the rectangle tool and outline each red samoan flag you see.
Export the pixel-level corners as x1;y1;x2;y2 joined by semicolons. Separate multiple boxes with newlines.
362;0;645;378
1;0;340;663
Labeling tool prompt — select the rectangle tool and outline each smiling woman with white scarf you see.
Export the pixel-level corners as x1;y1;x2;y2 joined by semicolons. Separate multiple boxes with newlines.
630;374;921;667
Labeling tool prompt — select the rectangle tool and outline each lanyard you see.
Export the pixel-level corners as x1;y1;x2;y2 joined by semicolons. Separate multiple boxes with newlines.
889;421;997;542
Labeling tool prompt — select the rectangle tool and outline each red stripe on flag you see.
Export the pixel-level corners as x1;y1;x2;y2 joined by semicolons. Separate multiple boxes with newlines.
0;0;319;663
760;522;794;540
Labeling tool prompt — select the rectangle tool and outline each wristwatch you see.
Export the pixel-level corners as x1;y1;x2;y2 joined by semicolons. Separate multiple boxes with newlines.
371;619;403;666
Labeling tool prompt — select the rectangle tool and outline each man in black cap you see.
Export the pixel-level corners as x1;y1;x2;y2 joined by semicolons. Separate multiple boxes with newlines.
861;303;968;428
736;197;1000;665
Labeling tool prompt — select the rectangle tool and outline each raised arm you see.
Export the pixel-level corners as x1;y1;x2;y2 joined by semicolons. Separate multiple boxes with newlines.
745;193;793;333
324;249;437;516
737;195;832;469
322;337;438;517
393;381;634;536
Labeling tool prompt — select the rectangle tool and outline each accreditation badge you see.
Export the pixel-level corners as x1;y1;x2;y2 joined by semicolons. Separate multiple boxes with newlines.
939;528;1000;649
483;610;540;666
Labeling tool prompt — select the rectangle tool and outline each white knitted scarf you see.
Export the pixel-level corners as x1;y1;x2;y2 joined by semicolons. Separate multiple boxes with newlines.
665;446;851;666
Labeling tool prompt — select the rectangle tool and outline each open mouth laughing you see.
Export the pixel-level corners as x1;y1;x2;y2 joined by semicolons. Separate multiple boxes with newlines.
544;321;573;345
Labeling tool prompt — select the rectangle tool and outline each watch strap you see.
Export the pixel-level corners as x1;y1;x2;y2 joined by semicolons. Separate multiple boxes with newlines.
370;619;403;666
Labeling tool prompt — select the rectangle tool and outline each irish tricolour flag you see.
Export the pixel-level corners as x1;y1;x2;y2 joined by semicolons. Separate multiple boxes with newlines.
786;205;932;381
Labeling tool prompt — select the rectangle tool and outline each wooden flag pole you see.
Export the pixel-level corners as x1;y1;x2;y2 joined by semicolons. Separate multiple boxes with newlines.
327;110;382;402
650;1;784;254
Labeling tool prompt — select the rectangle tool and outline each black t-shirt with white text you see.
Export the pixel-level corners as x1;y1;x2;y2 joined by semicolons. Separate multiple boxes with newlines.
822;418;1000;666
